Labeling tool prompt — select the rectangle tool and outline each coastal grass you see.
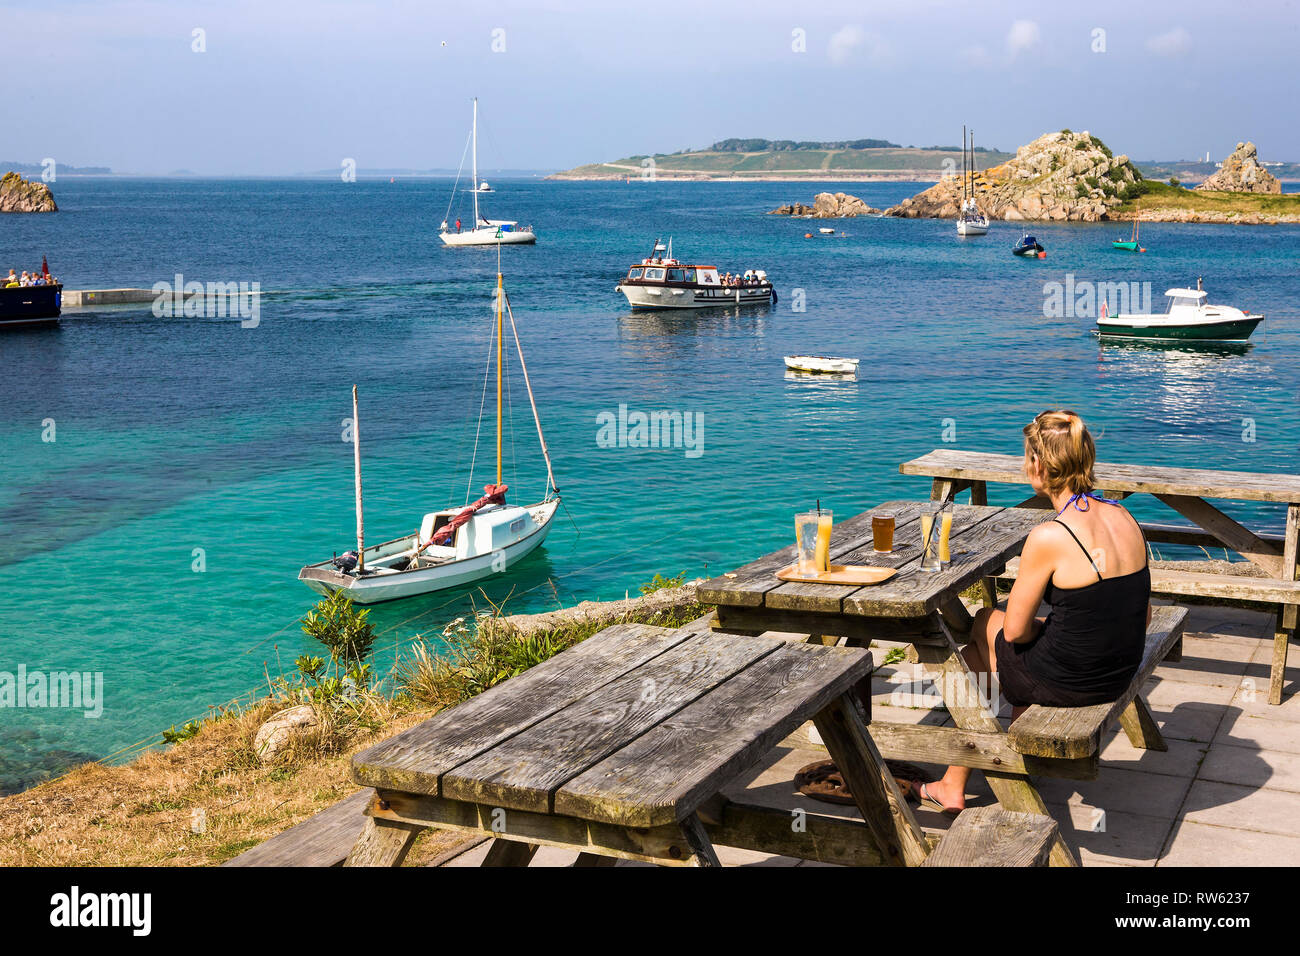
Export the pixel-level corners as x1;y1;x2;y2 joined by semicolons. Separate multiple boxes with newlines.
1119;181;1300;217
0;582;708;866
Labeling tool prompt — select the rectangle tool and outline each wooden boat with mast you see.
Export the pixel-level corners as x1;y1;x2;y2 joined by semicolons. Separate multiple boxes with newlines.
298;259;559;604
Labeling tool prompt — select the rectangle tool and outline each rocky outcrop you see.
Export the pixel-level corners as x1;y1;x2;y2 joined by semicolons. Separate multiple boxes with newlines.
0;171;57;213
769;191;881;217
1195;142;1281;194
252;704;319;763
886;130;1141;223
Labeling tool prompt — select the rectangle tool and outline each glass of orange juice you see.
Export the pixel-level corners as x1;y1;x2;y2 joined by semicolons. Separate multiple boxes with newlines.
939;504;954;567
795;510;833;573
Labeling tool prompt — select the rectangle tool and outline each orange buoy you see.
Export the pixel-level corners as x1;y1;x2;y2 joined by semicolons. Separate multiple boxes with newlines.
1037;251;1046;259
804;233;813;238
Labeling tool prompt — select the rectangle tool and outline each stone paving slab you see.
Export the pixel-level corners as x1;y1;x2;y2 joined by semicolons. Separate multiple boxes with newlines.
1160;819;1300;867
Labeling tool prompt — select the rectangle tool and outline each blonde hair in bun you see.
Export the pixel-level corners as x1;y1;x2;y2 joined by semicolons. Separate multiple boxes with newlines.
1023;409;1096;495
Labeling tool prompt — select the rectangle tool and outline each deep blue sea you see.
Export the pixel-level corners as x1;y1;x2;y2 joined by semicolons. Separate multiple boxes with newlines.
2;177;1297;792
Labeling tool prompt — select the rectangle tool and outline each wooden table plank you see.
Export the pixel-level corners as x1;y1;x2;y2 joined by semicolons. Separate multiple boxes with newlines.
901;449;1300;504
554;642;873;827
440;631;779;813
351;620;705;795
843;505;1044;617
696;508;880;608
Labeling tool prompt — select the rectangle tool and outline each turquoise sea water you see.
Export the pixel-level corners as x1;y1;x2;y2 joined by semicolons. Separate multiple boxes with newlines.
2;177;1298;792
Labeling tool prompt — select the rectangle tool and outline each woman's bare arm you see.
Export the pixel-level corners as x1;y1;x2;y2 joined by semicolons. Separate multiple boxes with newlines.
1002;526;1058;643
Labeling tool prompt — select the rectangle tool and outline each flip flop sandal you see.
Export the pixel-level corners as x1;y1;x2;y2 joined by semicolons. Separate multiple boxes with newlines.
795;759;928;806
915;782;963;816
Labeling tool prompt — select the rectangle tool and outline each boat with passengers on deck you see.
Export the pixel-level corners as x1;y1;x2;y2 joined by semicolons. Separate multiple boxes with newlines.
615;238;775;310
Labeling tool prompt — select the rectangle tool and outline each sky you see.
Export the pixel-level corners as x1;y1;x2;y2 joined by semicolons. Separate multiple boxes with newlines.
3;0;1298;175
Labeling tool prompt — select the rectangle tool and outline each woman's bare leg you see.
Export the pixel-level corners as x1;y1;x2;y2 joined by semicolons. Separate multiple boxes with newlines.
922;607;1004;811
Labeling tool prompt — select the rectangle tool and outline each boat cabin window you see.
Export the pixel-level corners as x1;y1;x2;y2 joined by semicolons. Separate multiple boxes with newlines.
627;267;643;280
684;268;696;282
644;267;665;281
666;268;684;282
1168;296;1199;311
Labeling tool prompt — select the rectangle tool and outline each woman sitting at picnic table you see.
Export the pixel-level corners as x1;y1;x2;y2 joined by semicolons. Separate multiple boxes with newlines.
916;409;1152;814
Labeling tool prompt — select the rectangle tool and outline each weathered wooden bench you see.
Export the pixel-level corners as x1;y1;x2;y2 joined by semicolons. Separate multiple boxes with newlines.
921;806;1058;867
1008;605;1188;760
902;449;1299;703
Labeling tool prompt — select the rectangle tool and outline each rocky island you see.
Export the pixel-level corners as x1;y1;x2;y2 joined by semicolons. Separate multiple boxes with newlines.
0;171;57;213
886;129;1140;222
769;192;881;218
1195;141;1281;194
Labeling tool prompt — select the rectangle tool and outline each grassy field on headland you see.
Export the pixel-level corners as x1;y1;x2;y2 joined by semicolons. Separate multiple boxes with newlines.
1120;181;1300;220
550;145;1015;181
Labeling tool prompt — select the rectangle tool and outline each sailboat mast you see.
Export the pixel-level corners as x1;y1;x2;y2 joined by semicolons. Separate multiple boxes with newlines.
472;98;480;226
352;384;365;570
961;125;967;204
496;269;503;486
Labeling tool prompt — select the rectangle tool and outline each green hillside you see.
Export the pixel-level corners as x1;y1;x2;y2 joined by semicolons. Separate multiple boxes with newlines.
550;144;1015;180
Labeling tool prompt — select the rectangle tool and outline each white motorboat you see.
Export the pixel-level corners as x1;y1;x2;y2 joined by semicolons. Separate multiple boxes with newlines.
783;355;860;374
956;126;990;237
616;238;775;310
1097;283;1263;343
439;99;536;246
818;227;835;234
299;265;560;604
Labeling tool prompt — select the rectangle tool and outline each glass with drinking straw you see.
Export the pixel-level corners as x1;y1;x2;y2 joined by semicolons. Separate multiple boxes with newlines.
795;503;833;574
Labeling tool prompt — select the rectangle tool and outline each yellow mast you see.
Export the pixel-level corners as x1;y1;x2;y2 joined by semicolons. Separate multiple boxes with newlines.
496;270;503;486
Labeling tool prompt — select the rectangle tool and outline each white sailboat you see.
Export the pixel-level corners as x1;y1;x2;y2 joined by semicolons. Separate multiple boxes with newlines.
439;99;536;246
299;261;559;604
956;125;989;237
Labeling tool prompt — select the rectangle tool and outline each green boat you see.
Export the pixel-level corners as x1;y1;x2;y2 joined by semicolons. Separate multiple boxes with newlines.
1097;286;1263;342
1112;218;1144;252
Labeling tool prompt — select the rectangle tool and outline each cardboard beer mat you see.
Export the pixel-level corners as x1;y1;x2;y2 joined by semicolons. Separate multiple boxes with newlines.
775;564;897;585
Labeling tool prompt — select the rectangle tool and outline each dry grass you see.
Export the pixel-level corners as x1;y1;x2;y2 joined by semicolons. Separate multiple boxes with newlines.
0;699;470;866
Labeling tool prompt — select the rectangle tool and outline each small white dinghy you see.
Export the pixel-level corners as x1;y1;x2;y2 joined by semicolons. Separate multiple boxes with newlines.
783;355;860;374
299;261;560;605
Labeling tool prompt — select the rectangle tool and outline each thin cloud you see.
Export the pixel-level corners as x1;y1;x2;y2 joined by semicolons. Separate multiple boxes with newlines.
1146;27;1191;56
828;25;889;65
1006;19;1041;57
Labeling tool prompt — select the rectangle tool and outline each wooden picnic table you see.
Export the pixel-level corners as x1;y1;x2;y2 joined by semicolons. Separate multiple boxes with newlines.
901;449;1300;704
699;499;1090;866
343;618;933;867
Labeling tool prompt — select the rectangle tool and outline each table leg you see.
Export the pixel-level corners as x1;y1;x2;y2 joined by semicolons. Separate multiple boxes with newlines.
481;839;539;867
913;622;1079;867
968;482;999;608
344;814;424;867
813;692;929;866
679;813;723;867
1273;504;1299;705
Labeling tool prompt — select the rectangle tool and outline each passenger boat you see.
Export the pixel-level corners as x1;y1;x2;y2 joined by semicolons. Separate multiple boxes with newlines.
439;99;536;247
784;355;859;374
299;258;559;604
956;126;990;237
1013;234;1045;258
616;238;775;310
0;271;61;330
1097;284;1263;343
1112;218;1144;252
